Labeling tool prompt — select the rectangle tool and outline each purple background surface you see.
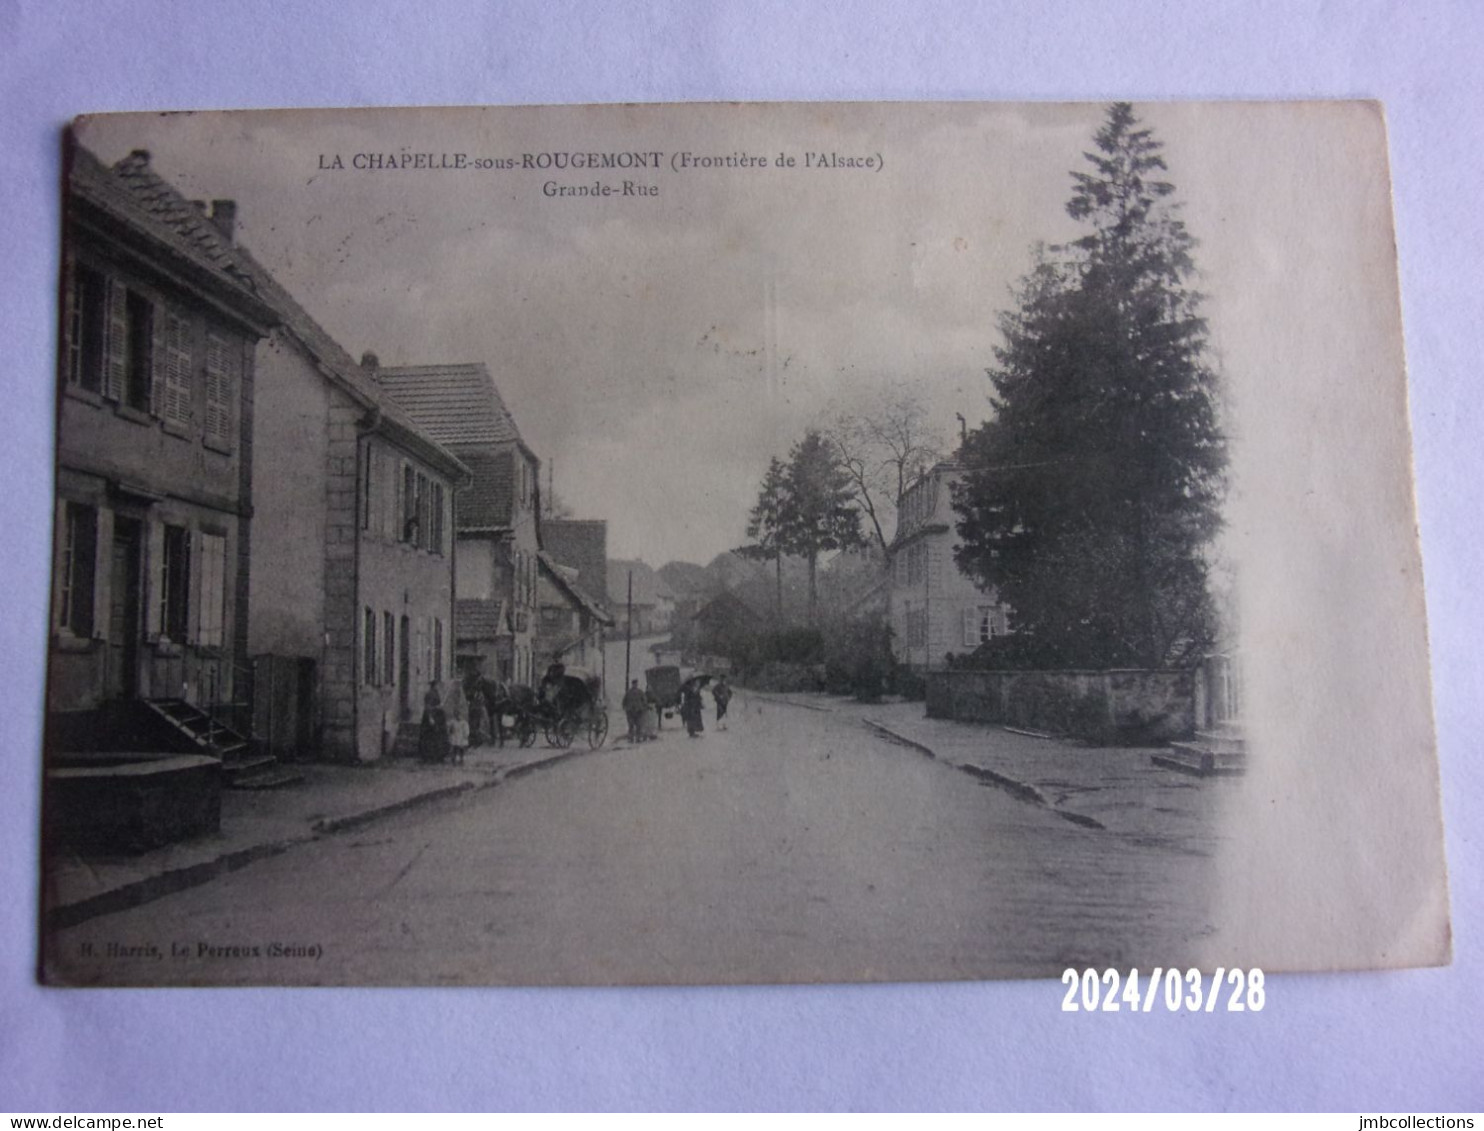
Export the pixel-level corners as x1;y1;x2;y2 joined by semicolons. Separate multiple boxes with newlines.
2;1;1479;1112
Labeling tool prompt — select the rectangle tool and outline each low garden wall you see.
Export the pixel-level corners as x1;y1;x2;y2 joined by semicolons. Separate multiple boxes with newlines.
924;668;1196;744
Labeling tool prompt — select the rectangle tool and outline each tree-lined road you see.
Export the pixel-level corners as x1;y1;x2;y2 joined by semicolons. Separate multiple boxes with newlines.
56;691;1217;986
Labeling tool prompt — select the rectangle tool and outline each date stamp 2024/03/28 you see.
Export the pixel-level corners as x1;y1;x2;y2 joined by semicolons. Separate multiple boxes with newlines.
1061;968;1266;1013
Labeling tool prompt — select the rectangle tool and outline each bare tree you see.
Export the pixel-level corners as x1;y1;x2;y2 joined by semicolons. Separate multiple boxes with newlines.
823;384;945;555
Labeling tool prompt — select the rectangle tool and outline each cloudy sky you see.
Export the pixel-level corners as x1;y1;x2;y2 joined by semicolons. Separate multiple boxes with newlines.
74;102;1388;568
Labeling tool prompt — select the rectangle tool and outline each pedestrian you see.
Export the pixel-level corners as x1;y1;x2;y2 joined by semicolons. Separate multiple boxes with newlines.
418;681;448;763
622;679;648;743
467;676;490;748
445;679;470;764
680;680;705;738
713;675;732;731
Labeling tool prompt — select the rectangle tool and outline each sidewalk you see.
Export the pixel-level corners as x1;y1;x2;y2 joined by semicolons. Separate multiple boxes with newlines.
749;690;1234;857
46;739;599;929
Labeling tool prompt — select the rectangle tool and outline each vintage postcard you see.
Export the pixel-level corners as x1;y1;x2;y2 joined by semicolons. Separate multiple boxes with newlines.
40;101;1449;986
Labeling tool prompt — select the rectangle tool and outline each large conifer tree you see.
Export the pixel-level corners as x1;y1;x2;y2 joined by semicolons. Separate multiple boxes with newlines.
954;103;1226;669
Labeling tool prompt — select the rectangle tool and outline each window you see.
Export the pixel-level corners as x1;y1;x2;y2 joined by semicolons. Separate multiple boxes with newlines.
198;532;226;648
161;311;192;427
124;290;153;411
364;607;377;685
963;605;1009;646
429;481;444;555
67;263;107;393
58;503;98;636
361;444;376;531
433;618;443;683
384;612;396;686
906;608;927;649
416;472;430;551
204;332;234;447
160;525;191;641
402;463;418;543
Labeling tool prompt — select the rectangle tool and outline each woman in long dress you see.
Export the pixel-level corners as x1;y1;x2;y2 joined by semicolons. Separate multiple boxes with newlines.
418;682;448;763
445;680;470;764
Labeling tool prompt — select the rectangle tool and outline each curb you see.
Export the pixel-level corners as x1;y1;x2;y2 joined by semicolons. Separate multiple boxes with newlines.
48;745;597;930
862;718;1103;829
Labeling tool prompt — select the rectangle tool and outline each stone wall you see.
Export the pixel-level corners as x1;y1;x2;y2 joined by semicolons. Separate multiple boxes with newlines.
925;668;1196;744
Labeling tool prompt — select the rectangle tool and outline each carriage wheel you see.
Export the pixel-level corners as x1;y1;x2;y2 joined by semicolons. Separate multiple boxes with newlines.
587;709;609;750
515;715;537;748
547;717;576;749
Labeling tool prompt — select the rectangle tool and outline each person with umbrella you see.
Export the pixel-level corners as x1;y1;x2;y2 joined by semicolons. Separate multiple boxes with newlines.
679;674;711;738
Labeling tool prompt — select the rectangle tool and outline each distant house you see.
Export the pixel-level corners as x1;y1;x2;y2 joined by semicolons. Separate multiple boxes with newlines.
607;559;674;637
49;147;276;746
535;552;614;677
887;461;1011;671
376;362;542;686
542;519;609;615
235;259;466;763
691;591;764;661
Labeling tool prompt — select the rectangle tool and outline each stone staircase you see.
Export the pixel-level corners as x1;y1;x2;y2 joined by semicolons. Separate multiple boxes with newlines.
143;698;302;789
1153;721;1247;777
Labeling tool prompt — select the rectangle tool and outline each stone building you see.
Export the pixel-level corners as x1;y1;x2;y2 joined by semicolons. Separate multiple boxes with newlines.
237;258;467;763
49;146;275;752
375;363;542;686
887;461;1011;672
535;552;614;678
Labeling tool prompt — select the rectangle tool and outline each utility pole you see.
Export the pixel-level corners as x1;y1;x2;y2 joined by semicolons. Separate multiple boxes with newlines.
624;570;633;689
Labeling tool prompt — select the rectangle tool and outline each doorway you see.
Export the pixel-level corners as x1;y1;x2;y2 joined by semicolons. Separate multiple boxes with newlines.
106;516;142;698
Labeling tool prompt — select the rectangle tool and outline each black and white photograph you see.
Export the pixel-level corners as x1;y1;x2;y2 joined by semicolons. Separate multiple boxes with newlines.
39;101;1447;988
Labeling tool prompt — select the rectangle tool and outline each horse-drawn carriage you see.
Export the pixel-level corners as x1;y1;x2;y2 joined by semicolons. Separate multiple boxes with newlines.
533;667;609;749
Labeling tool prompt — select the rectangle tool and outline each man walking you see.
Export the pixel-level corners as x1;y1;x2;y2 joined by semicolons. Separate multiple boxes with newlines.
622;679;649;743
713;675;733;732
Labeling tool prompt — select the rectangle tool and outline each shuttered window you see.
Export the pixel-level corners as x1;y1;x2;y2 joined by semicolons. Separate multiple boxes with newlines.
160;525;191;641
161;311;192;427
204;332;233;447
67;264;107;394
59;503;98;636
102;277;129;401
197;532;226;648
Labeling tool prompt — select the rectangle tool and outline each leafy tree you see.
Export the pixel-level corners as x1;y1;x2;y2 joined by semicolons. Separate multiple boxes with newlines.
780;430;865;621
736;455;790;620
954;103;1226;669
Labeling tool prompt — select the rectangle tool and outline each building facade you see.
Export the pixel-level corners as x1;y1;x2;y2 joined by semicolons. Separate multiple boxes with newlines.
887;461;1011;672
535;553;614;679
49;147;276;740
375;363;543;686
242;262;466;763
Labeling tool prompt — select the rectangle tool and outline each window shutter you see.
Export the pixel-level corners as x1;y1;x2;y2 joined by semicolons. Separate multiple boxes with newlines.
103;278;128;401
962;608;976;647
150;301;168;416
204;333;231;445
62;259;79;385
164;313;192;426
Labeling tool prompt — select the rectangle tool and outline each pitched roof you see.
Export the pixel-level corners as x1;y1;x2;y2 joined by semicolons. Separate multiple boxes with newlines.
455;598;508;641
454;449;516;530
608;559;672;606
538;552;615;626
226;244;468;481
75;146;466;481
375;363;526;449
69;146;273;325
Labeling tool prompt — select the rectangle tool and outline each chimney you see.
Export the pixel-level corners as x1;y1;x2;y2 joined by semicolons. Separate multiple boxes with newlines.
129;149;151;166
360;351;380;375
209;199;237;243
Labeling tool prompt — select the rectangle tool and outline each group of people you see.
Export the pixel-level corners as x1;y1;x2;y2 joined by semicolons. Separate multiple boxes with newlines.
621;675;733;742
416;676;501;764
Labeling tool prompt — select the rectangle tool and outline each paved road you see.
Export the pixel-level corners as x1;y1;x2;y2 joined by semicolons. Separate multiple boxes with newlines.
54;692;1218;986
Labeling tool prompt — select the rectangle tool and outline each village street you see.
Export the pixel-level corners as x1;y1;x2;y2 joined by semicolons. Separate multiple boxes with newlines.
53;684;1226;986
